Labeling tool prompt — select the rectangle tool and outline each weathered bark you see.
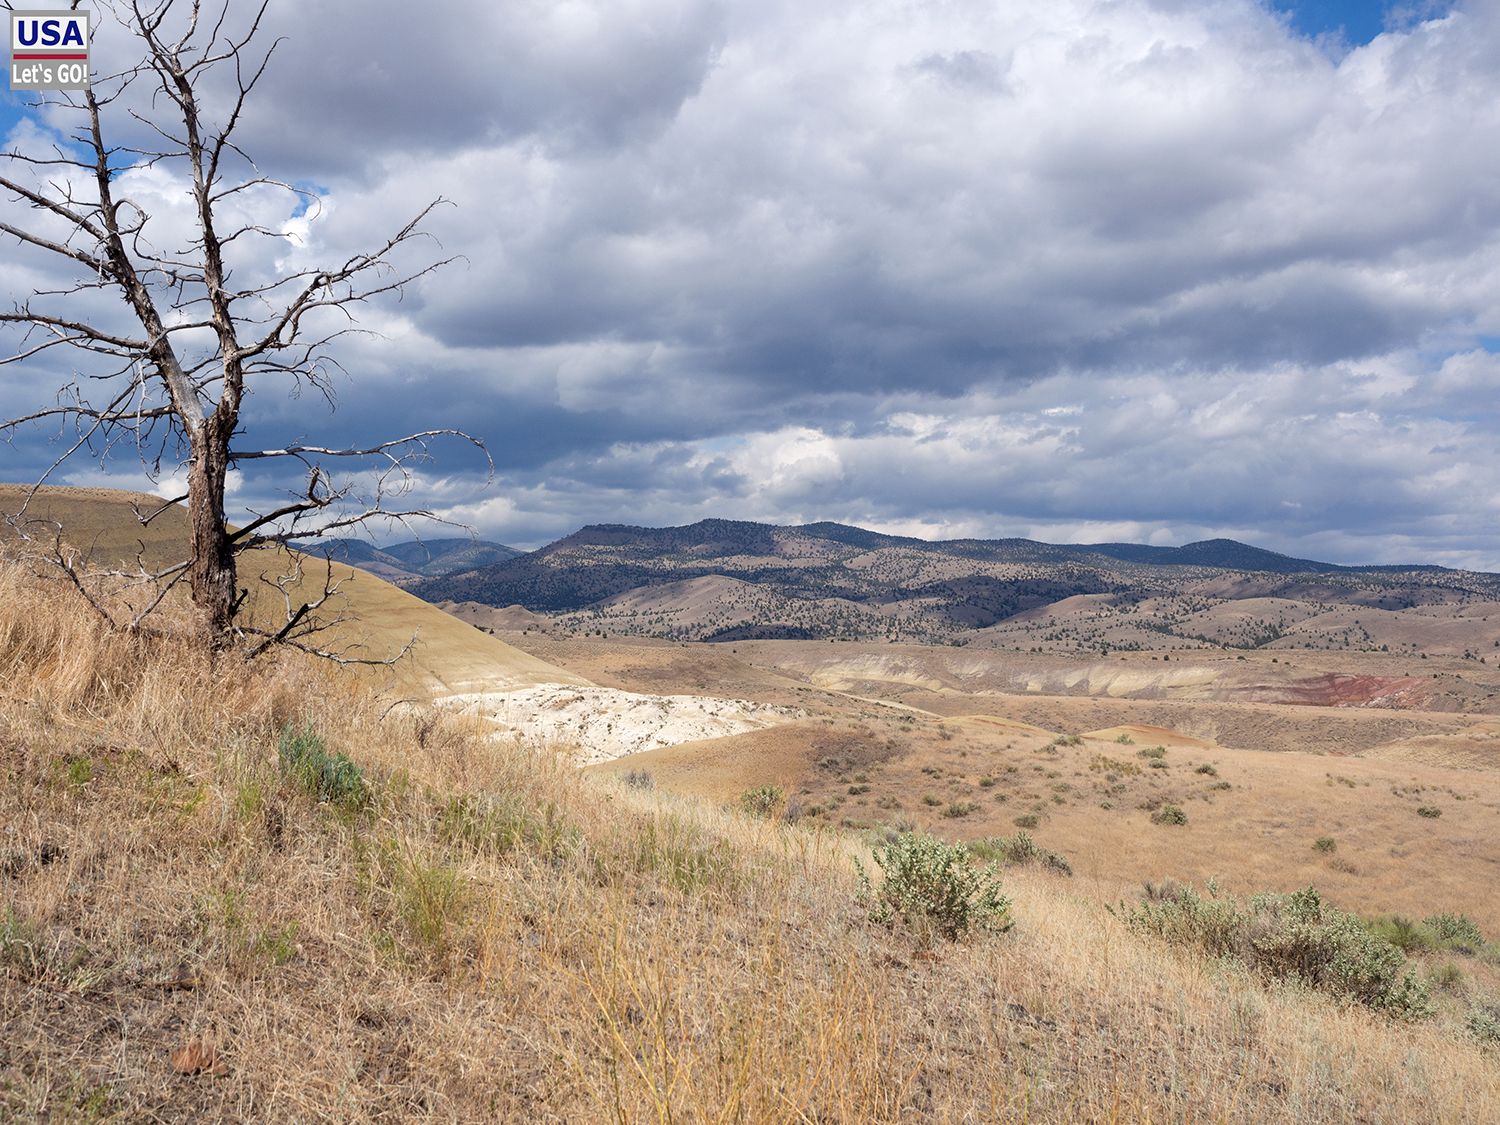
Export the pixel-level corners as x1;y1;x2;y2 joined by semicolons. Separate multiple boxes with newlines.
187;419;238;647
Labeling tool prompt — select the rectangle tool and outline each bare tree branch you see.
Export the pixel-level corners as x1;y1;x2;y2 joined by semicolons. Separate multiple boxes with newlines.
0;0;487;658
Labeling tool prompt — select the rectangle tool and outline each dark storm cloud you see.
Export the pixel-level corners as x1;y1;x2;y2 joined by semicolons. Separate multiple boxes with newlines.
237;1;730;173
7;0;1500;565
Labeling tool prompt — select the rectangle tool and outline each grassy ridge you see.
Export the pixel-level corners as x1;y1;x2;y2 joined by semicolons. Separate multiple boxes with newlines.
1;561;1499;1121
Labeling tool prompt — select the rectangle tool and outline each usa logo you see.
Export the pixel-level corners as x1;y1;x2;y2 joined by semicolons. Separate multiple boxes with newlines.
10;10;91;91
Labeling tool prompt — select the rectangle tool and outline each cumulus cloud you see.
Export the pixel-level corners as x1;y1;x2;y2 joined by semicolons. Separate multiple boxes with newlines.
5;0;1500;566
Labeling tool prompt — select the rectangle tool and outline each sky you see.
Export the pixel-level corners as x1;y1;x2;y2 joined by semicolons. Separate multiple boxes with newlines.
4;0;1500;568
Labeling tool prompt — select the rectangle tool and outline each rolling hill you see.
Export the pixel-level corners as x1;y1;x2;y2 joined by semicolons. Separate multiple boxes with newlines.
413;518;1500;655
0;485;577;696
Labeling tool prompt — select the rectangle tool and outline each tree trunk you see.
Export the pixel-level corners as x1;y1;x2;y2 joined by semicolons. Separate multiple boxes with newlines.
187;419;238;648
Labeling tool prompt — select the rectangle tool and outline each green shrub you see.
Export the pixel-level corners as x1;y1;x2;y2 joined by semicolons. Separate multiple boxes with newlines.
1151;804;1188;826
277;723;369;811
1089;754;1140;776
1114;733;1135;745
970;831;1072;877
1468;1001;1500;1045
1364;915;1436;954
1425;913;1486;954
857;832;1012;942
1195;763;1218;776
738;785;784;819
1313;837;1336;853
941;801;979;819
1138;746;1166;760
1416;805;1442;819
1122;884;1431;1019
1124;881;1242;957
1428;960;1464;992
1012;814;1040;830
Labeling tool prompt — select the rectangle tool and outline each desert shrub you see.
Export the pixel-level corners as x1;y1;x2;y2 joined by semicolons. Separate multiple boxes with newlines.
1138;746;1166;760
857;832;1012;941
1012;814;1040;830
1089;754;1140;776
971;831;1073;877
1468;1001;1500;1045
1195;763;1218;776
1425;913;1486;954
1126;881;1243;956
1428;960;1465;992
620;769;655;790
1122;884;1432;1018
277;723;369;811
1248;890;1431;1017
1313;837;1337;853
941;801;979;819
1151;804;1188;826
977;776;997;788
1208;780;1232;791
738;785;784;819
1416;805;1442;819
1114;733;1135;745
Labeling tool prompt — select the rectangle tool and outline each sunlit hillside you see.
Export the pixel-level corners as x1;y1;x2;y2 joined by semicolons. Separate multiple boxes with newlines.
2;489;1500;1121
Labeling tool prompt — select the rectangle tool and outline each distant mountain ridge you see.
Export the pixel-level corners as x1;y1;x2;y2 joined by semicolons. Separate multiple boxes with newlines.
294;536;521;586
524;520;1453;575
1077;538;1338;574
412;519;1500;647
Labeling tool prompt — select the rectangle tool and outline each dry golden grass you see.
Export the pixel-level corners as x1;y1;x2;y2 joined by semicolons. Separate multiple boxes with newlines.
0;484;586;698
3;561;1500;1122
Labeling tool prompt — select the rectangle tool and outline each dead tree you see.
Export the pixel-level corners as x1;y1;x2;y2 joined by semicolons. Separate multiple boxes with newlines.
0;0;486;652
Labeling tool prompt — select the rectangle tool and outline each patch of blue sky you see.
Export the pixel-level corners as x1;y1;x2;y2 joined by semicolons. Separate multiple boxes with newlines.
1270;0;1455;48
288;181;330;220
